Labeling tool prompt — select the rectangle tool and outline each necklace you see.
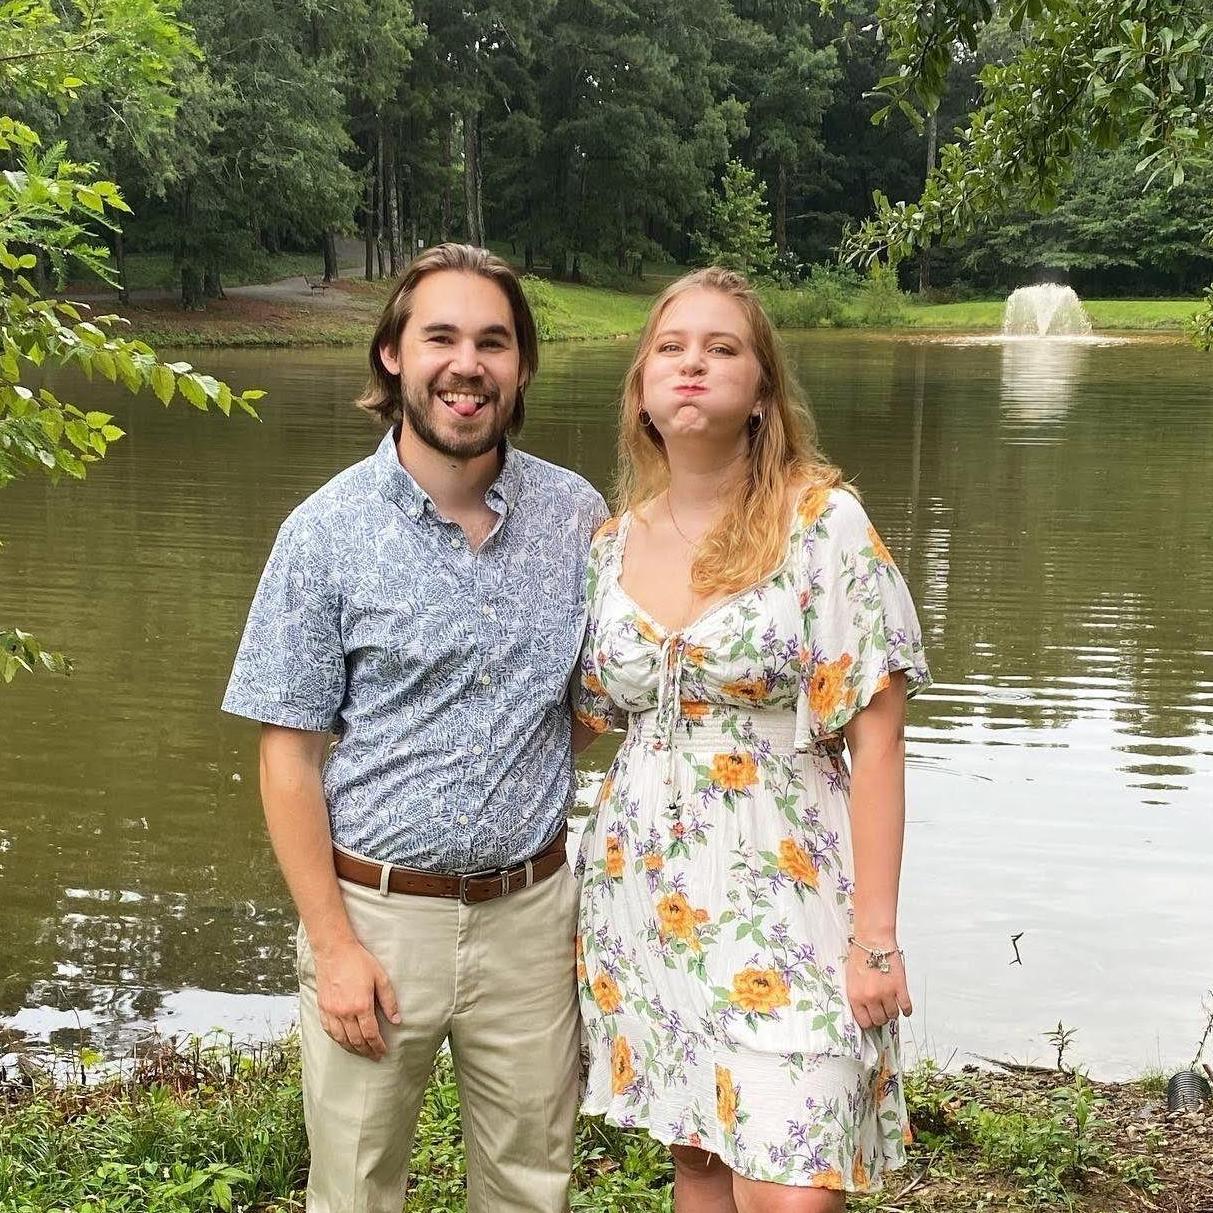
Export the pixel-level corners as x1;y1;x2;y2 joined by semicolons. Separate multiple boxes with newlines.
665;492;706;547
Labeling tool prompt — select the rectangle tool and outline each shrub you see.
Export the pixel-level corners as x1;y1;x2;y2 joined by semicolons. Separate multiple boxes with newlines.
520;275;574;341
857;263;908;325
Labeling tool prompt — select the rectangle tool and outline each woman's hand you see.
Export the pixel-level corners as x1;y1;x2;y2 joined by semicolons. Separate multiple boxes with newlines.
846;941;912;1030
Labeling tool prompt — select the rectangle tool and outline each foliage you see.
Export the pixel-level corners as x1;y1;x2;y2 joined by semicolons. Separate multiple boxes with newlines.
520;274;575;342
0;1036;305;1212
856;262;907;325
758;264;859;327
4;1040;1187;1213
1;1;261;680
694;159;776;277
850;0;1213;345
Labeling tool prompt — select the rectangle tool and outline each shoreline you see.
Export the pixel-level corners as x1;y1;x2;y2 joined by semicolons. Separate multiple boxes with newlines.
2;1033;1208;1211
73;276;1203;350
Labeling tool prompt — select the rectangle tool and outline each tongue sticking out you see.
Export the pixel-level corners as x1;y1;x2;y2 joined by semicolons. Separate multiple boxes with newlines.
447;397;481;418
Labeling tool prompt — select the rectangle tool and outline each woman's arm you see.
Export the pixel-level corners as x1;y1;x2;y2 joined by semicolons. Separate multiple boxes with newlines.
842;671;913;1029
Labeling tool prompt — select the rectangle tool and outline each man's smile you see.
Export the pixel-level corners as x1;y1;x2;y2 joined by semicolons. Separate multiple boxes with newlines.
436;389;492;417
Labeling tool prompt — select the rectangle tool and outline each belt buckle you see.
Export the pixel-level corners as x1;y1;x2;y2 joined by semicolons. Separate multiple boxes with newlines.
458;868;506;904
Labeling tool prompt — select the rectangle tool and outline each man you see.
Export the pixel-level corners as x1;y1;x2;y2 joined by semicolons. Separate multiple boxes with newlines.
222;244;607;1213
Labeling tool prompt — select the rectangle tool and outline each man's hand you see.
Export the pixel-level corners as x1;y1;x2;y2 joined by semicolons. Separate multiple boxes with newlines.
314;938;401;1060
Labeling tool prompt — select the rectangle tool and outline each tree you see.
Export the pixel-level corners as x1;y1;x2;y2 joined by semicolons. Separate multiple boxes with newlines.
694;158;776;276
847;0;1213;345
722;2;839;257
1;0;262;682
528;0;739;279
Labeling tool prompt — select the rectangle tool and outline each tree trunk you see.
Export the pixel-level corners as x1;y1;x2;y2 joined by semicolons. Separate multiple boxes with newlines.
180;264;203;310
176;183;203;310
374;131;385;277
323;230;339;281
474;119;485;248
203;266;225;299
919;111;938;295
774;160;788;255
364;158;375;281
381;120;401;276
404;157;419;261
441;116;454;241
114;230;129;304
463;110;483;246
524;242;534;272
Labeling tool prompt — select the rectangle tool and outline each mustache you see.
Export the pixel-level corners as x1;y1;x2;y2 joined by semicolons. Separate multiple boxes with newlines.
431;376;497;397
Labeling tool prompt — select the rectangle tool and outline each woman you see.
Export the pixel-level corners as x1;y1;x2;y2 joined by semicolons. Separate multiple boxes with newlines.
573;267;931;1211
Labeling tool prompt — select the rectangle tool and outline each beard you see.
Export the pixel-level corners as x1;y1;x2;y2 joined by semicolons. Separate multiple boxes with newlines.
401;374;515;461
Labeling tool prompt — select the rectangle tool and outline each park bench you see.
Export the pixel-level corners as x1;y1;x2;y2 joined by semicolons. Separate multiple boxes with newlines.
303;275;330;294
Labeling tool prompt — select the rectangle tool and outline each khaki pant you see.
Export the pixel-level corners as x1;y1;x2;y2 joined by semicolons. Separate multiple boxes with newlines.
297;862;580;1213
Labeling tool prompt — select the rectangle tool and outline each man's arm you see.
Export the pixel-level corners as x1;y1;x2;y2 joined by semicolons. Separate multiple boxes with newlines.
260;724;400;1059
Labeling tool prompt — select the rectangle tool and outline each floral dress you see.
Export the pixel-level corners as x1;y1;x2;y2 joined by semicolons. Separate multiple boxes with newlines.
573;486;931;1191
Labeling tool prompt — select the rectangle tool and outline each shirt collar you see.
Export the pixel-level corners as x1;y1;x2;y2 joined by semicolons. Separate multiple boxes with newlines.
372;426;524;521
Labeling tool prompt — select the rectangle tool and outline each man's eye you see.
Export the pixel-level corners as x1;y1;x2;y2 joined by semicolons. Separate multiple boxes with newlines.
427;335;452;344
481;340;505;350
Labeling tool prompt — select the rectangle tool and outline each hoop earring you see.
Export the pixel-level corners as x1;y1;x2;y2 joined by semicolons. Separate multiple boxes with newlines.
748;411;763;434
639;409;653;427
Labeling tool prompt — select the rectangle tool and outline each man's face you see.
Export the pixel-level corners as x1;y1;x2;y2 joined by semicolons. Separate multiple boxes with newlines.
380;270;524;460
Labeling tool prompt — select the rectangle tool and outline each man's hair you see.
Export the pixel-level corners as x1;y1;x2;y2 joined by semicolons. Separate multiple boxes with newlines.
355;243;539;431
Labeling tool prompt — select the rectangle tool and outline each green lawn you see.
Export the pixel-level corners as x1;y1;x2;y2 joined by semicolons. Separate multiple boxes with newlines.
895;296;1201;331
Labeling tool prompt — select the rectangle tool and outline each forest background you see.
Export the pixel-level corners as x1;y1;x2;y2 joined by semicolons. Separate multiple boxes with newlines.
8;0;1212;309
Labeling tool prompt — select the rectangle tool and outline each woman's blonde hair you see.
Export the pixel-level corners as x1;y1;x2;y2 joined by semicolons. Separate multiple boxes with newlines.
617;266;844;594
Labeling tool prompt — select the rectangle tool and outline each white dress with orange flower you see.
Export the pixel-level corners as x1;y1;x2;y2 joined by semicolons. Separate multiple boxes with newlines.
573;487;930;1191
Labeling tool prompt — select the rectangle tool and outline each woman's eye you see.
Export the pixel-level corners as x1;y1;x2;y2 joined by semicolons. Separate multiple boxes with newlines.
658;343;680;353
710;344;735;355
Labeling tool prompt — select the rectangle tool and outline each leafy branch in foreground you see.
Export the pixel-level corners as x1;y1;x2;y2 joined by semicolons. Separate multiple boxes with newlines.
2;5;264;681
846;0;1213;347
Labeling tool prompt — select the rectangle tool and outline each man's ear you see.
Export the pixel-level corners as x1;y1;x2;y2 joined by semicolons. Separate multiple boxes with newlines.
379;341;402;376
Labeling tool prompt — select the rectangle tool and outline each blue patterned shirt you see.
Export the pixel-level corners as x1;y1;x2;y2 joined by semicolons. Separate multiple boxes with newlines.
222;428;608;872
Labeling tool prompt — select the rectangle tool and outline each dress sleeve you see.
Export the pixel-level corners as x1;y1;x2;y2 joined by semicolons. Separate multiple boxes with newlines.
572;518;627;734
793;488;930;747
221;510;346;732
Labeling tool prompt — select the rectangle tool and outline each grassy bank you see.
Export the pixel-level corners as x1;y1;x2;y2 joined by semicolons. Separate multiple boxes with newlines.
78;269;1205;350
1;1035;1207;1212
896;297;1202;332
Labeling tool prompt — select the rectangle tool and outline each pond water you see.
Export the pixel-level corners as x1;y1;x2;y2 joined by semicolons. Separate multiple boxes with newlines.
1;331;1210;1079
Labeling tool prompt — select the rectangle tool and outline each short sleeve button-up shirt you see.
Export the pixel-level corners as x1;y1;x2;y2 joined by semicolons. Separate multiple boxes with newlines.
222;428;608;872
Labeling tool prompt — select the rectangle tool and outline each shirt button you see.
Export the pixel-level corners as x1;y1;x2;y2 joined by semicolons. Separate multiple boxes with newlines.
481;604;493;617
458;814;468;825
450;536;462;549
479;673;491;687
472;744;484;755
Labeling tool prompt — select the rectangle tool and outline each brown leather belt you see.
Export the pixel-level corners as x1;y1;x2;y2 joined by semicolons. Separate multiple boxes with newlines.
332;826;568;905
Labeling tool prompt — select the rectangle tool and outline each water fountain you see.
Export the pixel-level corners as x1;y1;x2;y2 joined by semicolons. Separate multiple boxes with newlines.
1003;283;1092;336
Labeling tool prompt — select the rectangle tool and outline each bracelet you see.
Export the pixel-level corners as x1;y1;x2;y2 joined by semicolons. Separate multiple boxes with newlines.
848;936;904;975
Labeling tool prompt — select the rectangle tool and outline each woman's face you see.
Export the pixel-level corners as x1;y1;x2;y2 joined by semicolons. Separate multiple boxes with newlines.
640;288;763;444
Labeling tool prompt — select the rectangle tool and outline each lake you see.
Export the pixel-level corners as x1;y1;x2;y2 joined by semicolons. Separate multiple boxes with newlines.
1;331;1210;1079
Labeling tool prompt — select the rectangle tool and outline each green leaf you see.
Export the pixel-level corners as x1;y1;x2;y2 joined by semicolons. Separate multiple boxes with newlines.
179;375;207;410
150;364;175;406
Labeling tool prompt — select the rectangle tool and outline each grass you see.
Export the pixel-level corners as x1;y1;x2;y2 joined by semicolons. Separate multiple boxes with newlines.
2;1034;1205;1213
73;253;1206;349
896;297;1202;331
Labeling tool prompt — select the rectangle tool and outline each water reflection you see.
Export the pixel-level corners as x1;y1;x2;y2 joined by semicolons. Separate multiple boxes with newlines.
1;334;1211;1076
999;336;1093;438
